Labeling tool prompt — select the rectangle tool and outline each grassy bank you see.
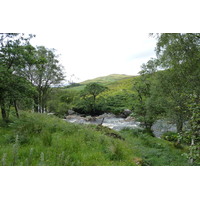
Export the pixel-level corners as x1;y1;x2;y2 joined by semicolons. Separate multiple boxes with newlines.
120;128;189;166
0;112;189;166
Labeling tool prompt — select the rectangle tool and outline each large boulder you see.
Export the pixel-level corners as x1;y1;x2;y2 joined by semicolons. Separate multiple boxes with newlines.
120;109;132;118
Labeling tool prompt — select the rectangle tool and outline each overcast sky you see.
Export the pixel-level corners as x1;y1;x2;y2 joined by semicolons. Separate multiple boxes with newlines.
23;1;158;83
30;32;157;82
2;0;198;84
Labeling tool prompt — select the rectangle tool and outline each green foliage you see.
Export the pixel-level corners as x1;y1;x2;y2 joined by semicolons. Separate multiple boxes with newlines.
120;128;189;166
0;33;37;121
0;112;137;166
131;66;160;130
70;76;137;116
0;34;65;122
83;82;108;98
148;33;200;163
74;82;108;115
185;96;200;164
80;74;134;85
161;132;179;142
53;75;137;117
121;128;154;137
104;93;133;115
41;131;53;146
23;46;65;113
0;111;192;165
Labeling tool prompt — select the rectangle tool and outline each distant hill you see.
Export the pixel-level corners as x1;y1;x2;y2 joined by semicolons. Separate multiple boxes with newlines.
80;74;135;85
67;74;138;95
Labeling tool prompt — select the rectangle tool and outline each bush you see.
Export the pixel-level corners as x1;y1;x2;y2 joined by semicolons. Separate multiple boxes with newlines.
121;128;155;137
161;132;178;142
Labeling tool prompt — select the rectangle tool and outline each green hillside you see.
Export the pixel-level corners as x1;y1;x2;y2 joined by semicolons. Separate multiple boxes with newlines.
65;74;136;91
81;74;135;85
47;74;139;116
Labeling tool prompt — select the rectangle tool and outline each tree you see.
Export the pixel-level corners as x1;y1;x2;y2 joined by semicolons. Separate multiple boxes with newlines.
153;34;200;129
154;69;190;132
0;33;35;121
154;33;200;95
132;59;161;131
18;46;65;113
79;83;107;115
150;33;200;163
46;88;78;117
187;96;200;164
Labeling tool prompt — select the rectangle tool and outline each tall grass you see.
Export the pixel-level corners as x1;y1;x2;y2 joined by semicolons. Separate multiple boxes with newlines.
0;112;190;166
0;111;136;166
120;128;189;166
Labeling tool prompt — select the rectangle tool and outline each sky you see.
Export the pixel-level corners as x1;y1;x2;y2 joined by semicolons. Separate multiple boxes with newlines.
30;32;157;83
22;0;159;83
3;0;198;83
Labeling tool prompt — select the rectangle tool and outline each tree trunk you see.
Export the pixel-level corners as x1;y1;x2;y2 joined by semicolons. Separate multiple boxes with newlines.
38;87;42;113
189;138;195;165
92;95;96;115
1;104;7;121
177;122;183;133
176;115;183;133
33;96;39;112
14;100;19;118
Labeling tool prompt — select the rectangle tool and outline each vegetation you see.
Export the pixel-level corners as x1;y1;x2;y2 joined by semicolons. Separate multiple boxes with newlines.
73;82;108;115
0;33;64;121
1;33;200;165
80;74;134;85
0;112;189;166
120;128;188;166
48;75;137;116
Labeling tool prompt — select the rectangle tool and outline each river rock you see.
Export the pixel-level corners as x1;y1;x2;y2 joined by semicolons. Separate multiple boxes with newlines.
47;113;54;115
65;115;83;120
151;120;177;137
124;109;132;116
119;109;132;118
97;113;116;119
68;109;76;115
125;116;135;121
85;116;96;121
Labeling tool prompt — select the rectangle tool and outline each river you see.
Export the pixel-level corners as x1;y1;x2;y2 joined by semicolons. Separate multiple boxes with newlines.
64;113;177;137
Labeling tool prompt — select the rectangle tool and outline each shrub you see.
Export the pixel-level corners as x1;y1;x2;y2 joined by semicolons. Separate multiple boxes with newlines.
121;128;154;137
161;132;178;142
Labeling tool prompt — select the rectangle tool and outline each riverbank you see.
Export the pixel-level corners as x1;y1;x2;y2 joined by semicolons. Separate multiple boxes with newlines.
0;111;189;166
64;113;179;137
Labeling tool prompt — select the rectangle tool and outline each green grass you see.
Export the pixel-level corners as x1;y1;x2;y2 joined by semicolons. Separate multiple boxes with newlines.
80;74;134;85
120;128;189;166
65;74;136;92
0;112;190;166
0;112;136;166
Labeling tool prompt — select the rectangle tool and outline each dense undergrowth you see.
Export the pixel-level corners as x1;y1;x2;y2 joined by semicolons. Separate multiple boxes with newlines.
0;112;189;166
